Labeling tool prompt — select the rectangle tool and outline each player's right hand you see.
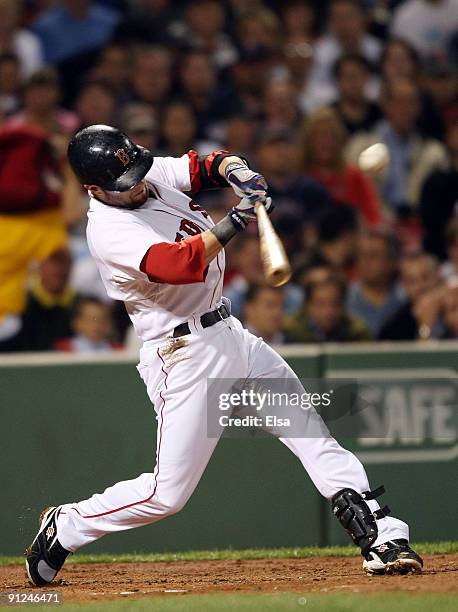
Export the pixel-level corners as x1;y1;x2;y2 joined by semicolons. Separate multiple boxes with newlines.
235;196;274;220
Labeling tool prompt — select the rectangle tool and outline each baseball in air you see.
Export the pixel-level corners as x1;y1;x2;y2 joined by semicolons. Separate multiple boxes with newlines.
358;143;389;173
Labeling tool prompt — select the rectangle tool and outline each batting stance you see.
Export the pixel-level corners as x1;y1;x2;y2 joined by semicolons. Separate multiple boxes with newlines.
26;125;423;585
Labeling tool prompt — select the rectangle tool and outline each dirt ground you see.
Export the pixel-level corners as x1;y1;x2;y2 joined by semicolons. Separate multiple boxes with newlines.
1;554;456;605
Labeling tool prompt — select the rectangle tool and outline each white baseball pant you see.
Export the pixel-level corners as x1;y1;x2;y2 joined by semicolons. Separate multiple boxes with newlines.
57;314;409;551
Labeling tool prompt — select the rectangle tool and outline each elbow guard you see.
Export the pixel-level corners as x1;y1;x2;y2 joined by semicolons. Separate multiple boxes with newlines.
188;150;250;192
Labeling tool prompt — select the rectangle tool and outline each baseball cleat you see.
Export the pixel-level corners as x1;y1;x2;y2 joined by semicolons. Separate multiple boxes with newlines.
363;539;423;575
25;506;71;586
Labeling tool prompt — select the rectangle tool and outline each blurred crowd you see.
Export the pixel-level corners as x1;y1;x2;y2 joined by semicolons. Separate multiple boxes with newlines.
0;0;458;353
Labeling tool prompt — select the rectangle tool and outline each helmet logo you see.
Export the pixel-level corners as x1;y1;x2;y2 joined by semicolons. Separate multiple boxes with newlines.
114;148;130;166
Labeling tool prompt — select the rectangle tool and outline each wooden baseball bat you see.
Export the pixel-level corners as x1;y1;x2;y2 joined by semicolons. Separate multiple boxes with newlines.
255;201;292;287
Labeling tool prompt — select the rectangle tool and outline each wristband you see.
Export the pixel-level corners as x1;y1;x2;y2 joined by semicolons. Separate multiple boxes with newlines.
210;208;247;246
224;161;248;179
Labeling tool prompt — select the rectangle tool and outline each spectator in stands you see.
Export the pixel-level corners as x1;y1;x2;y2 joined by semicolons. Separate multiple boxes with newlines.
254;127;329;223
296;262;336;290
380;39;444;140
280;0;317;44
262;77;301;132
440;281;458;338
90;44;131;103
346;78;448;213
299;107;382;226
243;284;286;345
391;0;458;61
179;0;237;69
305;205;360;278
441;217;458;279
285;275;372;343
20;249;78;351
160;100;220;157
74;80;117;129
122;103;159;153
423;60;458;132
229;47;272;118
379;252;444;340
347;229;405;336
129;46;173;111
179;49;241;140
224;113;258;160
0;52;21;116
332;54;381;135
0;126;68;344
282;40;314;100
420;122;458;259
0;0;43;78
224;234;303;319
6;68;79;135
33;0;120;66
114;0;179;47
55;297;123;352
302;0;382;112
236;7;281;56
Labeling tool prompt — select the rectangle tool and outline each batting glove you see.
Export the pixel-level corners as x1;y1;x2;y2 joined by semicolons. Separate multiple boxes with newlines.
234;196;274;221
225;161;269;202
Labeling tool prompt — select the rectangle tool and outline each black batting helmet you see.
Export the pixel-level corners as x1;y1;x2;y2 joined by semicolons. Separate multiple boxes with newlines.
67;124;154;191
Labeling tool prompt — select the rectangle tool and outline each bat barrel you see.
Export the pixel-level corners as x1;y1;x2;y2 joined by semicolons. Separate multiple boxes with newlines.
255;202;292;287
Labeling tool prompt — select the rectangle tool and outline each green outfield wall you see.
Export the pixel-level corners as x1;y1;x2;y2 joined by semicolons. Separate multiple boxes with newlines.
0;343;456;556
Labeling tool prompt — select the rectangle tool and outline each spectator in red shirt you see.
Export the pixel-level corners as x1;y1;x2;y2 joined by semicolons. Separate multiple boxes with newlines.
298;106;382;226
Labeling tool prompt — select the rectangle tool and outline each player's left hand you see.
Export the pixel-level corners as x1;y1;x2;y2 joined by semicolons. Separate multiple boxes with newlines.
225;162;269;202
235;196;274;220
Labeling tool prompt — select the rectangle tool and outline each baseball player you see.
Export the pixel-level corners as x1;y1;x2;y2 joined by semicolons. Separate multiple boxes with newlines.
26;125;423;585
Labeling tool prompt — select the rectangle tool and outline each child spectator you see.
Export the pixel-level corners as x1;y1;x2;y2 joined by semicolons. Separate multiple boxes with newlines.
20;249;78;351
243;284;286;345
55;297;122;352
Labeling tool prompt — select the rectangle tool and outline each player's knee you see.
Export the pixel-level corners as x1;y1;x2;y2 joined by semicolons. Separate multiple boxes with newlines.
157;493;189;518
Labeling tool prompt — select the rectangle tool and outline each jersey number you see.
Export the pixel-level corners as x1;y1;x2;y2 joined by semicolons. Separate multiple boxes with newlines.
175;218;203;242
189;201;209;218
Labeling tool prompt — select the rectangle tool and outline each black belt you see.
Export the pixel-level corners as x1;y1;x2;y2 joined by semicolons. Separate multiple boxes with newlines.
173;304;230;338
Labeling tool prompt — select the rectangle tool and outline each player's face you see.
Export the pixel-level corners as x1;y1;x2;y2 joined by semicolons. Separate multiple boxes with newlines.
88;180;149;209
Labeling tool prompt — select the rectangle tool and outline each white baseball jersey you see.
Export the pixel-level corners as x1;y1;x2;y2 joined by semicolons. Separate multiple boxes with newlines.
86;154;225;342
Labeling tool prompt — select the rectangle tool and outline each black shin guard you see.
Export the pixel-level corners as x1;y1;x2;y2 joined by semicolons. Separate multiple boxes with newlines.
331;486;391;556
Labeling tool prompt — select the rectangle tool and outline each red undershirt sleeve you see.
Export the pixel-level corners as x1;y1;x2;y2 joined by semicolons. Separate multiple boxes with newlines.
139;234;209;284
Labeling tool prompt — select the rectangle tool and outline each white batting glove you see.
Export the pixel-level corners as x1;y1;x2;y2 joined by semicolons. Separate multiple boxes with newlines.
234;196;274;220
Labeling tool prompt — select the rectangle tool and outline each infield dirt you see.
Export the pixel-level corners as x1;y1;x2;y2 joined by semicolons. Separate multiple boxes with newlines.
0;553;456;605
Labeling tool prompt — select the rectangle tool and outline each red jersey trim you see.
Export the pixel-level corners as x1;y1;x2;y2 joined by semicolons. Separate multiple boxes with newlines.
187;150;202;192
